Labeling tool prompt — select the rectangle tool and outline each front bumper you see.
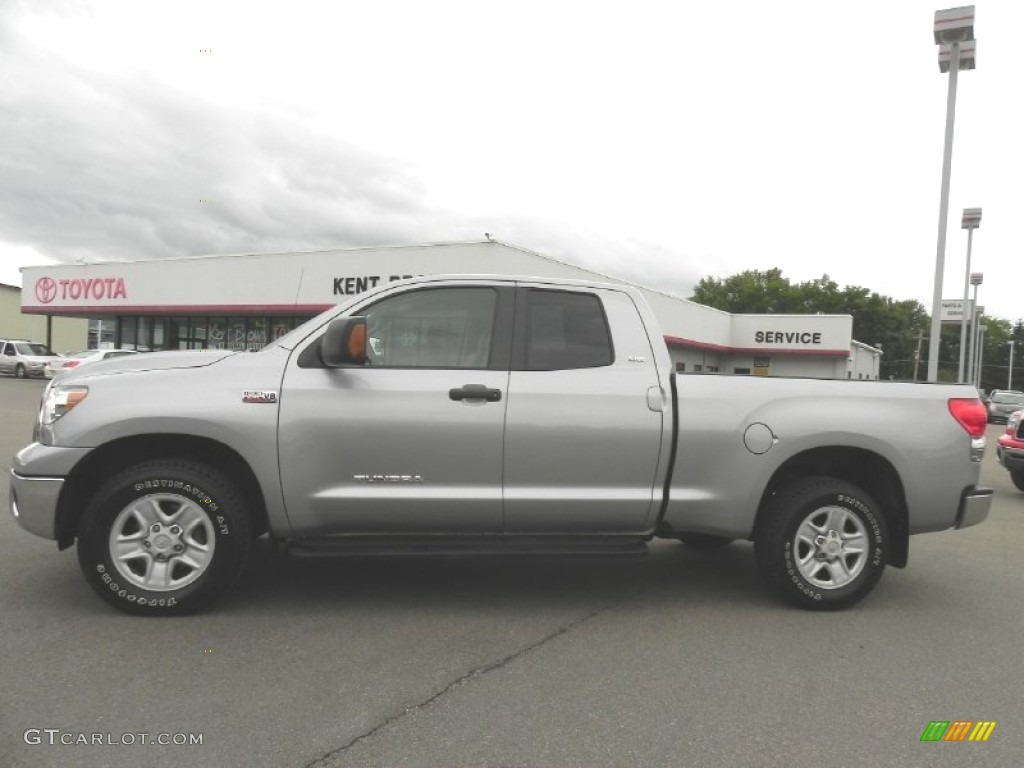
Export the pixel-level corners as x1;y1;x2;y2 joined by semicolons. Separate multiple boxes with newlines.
954;486;993;530
9;443;93;541
9;471;63;539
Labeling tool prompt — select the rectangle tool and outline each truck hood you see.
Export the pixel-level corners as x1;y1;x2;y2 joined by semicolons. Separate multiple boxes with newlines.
56;349;237;379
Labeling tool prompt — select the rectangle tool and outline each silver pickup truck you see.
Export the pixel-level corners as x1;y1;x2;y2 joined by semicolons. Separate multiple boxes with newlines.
9;275;993;614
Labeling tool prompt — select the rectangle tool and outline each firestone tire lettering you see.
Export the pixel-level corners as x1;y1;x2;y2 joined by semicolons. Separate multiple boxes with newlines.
77;459;251;615
754;476;889;611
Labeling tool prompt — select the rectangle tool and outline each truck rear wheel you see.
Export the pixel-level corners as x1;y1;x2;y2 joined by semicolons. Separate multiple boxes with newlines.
77;460;252;615
754;477;888;610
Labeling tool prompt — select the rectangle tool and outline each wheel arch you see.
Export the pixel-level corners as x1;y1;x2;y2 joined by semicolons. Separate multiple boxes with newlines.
56;434;269;549
755;446;909;567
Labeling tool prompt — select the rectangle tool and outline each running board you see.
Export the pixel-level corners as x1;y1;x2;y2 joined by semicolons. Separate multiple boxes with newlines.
284;535;649;559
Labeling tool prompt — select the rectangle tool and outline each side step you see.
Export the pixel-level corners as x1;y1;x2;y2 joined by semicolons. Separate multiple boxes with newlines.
284;535;650;559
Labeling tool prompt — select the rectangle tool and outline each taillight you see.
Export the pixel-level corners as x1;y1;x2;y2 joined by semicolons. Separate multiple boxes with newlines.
1008;411;1023;435
65;361;79;368
948;398;987;438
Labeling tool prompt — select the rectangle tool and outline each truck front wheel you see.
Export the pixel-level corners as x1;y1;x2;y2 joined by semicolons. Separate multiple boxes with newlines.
754;477;888;610
1010;471;1024;493
77;460;252;615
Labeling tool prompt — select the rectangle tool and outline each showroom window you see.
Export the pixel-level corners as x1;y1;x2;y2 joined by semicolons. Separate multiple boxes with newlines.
88;317;115;349
151;318;168;351
116;315;312;351
119;317;137;350
207;318;227;349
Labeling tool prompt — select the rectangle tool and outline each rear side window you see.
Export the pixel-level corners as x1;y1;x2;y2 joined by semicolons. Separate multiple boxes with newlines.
523;290;613;370
16;343;51;356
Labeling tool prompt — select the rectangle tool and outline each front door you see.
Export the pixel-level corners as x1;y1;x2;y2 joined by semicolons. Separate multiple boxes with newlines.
278;284;514;535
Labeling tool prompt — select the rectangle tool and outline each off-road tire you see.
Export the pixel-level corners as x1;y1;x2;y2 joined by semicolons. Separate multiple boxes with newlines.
754;477;888;611
77;459;252;615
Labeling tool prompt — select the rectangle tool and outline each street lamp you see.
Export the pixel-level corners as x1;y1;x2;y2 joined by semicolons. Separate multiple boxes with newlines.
1009;340;1016;391
975;323;987;389
927;6;976;383
957;207;981;382
966;274;983;383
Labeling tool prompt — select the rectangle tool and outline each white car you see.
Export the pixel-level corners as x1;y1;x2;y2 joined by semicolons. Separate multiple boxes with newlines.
0;339;59;378
44;348;139;379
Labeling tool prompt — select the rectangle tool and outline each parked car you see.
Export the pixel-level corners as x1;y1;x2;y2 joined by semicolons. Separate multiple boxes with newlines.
0;339;59;379
986;390;1024;424
9;275;991;615
44;349;139;379
996;410;1024;492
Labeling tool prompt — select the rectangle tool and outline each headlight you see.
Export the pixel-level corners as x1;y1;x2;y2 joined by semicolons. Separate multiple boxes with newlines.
40;385;89;425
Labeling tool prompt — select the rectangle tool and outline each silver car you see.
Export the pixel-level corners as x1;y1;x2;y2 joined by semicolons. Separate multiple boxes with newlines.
0;339;59;379
987;391;1024;424
44;348;139;379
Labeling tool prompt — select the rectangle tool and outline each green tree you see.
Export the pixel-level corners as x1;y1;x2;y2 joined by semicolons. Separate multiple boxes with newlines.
689;269;929;380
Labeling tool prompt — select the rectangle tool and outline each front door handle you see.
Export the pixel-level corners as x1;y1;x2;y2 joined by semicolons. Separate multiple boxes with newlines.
449;384;502;402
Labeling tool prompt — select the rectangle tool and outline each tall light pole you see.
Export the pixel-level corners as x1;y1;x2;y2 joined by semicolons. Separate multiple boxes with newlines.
928;7;976;382
975;323;987;389
1008;340;1016;390
957;207;981;381
966;274;983;383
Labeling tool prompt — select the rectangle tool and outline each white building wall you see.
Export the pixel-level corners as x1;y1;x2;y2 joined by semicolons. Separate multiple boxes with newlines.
19;240;868;379
847;342;882;380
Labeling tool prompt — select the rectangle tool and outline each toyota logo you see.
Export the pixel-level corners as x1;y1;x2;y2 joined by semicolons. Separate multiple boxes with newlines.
35;277;57;304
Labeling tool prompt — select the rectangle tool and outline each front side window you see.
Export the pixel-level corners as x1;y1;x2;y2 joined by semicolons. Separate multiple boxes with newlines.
364;288;497;369
523;290;613;371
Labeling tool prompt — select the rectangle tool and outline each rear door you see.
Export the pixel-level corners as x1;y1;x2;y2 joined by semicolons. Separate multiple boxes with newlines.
502;285;667;533
278;283;514;535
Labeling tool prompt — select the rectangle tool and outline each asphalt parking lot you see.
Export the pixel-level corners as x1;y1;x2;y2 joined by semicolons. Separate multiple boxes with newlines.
1;375;1021;768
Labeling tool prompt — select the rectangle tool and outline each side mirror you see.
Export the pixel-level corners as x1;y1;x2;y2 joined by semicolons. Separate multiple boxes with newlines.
320;317;368;367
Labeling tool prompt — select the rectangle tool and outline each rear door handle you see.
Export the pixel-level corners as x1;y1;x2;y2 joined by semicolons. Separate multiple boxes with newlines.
449;384;502;402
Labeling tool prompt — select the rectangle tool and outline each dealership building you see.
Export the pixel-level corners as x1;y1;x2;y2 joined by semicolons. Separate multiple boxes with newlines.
18;240;881;379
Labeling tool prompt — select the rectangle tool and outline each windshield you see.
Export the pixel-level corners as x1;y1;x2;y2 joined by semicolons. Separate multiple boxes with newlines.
15;343;53;356
992;393;1024;404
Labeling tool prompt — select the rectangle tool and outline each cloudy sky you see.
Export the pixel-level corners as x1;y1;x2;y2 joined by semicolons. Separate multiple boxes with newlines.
1;1;1019;322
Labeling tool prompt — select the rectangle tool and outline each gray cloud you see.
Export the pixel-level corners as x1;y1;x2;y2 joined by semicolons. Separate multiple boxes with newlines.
0;10;438;262
0;4;709;302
